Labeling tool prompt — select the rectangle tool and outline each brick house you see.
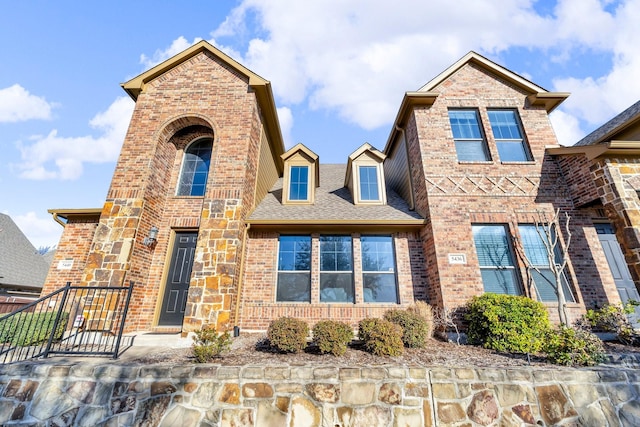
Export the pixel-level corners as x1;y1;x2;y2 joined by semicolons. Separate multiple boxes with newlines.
42;41;639;333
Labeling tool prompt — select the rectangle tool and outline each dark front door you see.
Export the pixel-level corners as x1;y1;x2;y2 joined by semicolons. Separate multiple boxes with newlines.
159;232;197;326
596;223;640;326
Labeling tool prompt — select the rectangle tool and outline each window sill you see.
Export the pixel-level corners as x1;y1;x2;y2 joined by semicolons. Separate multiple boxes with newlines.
457;161;493;164
500;161;536;165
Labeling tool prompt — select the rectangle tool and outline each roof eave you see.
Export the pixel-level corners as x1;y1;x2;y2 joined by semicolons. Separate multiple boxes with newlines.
48;208;102;226
383;92;439;154
546;141;640;160
527;92;570;113
246;218;426;233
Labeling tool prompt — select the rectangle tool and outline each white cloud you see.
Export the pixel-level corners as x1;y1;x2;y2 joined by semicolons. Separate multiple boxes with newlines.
549;109;584;146
276;107;293;148
139;36;203;69
204;0;639;144
550;0;640;138
15;97;134;180
0;84;56;123
11;211;62;249
214;0;557;129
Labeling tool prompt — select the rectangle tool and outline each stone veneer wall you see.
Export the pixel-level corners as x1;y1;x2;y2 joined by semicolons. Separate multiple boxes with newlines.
1;360;639;426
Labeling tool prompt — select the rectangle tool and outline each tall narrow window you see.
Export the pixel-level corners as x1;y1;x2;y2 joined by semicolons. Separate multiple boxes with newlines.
289;165;309;201
320;236;354;303
361;236;398;303
177;138;212;196
276;236;311;302
488;110;531;162
472;225;521;295
518;225;575;302
359;166;380;201
449;110;490;161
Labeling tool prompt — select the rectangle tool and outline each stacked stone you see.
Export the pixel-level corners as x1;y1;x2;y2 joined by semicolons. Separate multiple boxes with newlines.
0;360;639;426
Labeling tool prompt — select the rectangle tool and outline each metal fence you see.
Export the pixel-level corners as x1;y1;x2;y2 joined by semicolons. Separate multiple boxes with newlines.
0;282;134;364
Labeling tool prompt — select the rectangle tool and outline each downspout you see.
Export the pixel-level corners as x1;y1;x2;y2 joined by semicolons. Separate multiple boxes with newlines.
395;125;416;210
233;222;251;336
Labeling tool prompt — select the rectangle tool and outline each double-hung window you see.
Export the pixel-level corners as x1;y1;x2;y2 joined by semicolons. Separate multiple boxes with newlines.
177;138;212;196
487;110;531;162
472;225;521;295
518;225;575;302
449;110;490;161
320;236;354;302
358;165;380;201
361;236;398;303
276;236;311;302
289;165;309;201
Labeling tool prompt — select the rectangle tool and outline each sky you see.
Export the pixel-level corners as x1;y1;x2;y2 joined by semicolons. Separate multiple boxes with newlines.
1;0;640;249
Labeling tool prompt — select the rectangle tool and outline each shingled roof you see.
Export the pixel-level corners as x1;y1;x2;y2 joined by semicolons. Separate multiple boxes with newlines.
248;164;424;229
0;213;49;293
575;99;640;146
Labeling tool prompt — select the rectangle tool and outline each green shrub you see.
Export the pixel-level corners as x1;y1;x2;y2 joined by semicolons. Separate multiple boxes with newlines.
544;325;605;366
191;326;232;362
384;309;429;348
0;312;68;346
312;320;354;356
407;301;434;338
267;317;309;353
466;293;551;354
578;303;639;345
358;318;404;357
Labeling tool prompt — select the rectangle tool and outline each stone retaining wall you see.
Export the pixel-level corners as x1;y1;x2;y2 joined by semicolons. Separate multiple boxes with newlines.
0;360;639;426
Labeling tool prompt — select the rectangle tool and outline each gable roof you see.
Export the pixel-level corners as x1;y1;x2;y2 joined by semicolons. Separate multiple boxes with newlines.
281;143;320;188
248;164;424;232
0;213;49;292
575;99;640;146
419;51;569;112
385;51;569;155
121;40;285;169
344;143;386;187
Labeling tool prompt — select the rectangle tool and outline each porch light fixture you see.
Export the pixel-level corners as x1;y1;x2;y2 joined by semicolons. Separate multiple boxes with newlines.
143;226;159;247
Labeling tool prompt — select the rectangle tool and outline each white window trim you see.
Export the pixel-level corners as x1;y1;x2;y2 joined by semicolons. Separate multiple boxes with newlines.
287;165;310;202
354;162;386;205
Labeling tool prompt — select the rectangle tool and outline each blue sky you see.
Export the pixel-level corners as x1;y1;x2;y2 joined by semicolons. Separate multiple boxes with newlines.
2;0;640;248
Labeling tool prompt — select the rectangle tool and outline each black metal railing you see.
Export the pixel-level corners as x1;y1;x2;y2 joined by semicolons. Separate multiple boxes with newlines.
0;281;134;364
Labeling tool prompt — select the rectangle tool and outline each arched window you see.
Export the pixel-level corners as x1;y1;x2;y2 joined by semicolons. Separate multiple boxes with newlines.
177;138;212;196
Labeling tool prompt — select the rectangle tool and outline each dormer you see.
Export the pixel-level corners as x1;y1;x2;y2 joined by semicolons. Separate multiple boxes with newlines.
281;143;319;204
345;143;387;205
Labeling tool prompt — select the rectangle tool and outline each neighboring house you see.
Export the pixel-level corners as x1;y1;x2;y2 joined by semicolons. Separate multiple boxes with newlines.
0;213;49;308
41;41;639;334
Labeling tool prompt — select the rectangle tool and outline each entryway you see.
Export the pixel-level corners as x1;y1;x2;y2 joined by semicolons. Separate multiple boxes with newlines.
158;231;198;326
596;223;640;326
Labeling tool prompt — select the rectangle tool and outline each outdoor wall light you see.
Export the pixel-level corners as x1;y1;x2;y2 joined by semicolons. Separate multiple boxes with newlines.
143;226;159;247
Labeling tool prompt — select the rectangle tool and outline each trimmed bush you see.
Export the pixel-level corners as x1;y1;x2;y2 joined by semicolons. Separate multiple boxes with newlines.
466;293;551;354
578;303;639;346
358;318;404;357
267;317;309;353
384;309;429;348
544;325;605;366
407;301;434;338
192;326;232;362
0;312;68;346
312;320;354;356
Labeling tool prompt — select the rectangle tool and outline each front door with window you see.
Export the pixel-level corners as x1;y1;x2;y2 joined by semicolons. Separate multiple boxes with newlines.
596;223;640;326
159;232;197;326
